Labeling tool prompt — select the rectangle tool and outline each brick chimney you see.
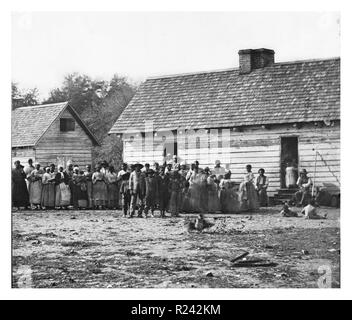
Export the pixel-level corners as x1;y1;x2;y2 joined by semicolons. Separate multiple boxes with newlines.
238;48;275;74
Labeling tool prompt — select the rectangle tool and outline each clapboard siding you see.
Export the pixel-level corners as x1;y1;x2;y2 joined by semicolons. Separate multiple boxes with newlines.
11;147;36;167
35;109;94;168
122;122;340;196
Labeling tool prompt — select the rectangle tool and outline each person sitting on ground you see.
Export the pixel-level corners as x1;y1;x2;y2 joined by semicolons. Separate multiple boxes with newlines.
301;199;328;220
194;214;214;231
280;202;298;217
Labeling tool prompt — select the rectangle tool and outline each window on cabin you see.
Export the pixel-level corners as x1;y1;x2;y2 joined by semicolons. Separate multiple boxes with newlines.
60;118;75;132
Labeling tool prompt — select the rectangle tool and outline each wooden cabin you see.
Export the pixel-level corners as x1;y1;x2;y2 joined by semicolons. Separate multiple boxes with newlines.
109;48;340;198
12;102;100;168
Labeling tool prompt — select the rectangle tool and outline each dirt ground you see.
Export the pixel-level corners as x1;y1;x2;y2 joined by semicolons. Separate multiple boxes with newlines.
12;206;340;288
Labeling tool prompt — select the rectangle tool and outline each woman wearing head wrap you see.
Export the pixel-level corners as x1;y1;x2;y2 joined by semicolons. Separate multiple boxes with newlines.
28;163;44;209
12;160;30;209
239;165;259;211
285;161;298;188
212;160;226;180
219;170;241;213
54;165;71;209
256;168;269;207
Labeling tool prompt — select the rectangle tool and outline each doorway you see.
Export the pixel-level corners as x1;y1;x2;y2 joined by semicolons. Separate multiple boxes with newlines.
163;142;178;164
280;137;299;188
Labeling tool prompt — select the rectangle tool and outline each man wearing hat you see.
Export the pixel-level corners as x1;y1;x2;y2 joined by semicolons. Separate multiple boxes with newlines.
294;169;312;206
212;160;226;180
129;162;146;217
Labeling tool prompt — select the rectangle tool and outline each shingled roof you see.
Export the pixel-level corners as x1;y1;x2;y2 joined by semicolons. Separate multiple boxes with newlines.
12;102;100;147
109;57;340;134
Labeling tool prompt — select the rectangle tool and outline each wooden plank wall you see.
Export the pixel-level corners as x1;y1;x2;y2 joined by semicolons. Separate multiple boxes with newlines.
122;122;340;196
11;147;36;167
35;109;94;168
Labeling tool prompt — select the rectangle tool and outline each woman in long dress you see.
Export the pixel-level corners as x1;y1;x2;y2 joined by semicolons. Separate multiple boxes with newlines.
168;170;181;217
239;164;259;211
178;163;188;213
255;168;269;207
92;165;108;209
12;161;30;209
219;171;241;213
28;163;44;209
199;168;210;213
55;166;71;209
84;165;93;209
285;161;298;188
188;165;202;212
106;166;119;209
207;174;221;213
72;169;88;209
41;167;56;209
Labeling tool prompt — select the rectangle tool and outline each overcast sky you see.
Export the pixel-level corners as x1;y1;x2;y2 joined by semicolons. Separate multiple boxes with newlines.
12;11;340;100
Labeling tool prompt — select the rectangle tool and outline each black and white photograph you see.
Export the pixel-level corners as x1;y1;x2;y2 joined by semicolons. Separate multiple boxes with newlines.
3;0;352;302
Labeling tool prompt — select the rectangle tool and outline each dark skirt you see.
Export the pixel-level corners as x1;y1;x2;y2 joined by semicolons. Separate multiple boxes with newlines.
220;188;241;213
12;180;29;207
158;189;169;211
239;182;259;211
107;183;119;208
208;188;221;213
72;183;88;208
86;181;93;208
92;180;108;206
168;191;180;215
41;183;55;207
257;187;268;207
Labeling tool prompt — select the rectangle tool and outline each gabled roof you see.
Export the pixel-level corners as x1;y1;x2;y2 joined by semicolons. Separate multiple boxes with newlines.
109;57;340;134
12;102;100;147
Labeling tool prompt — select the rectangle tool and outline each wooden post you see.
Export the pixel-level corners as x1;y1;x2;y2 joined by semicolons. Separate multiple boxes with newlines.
312;149;318;197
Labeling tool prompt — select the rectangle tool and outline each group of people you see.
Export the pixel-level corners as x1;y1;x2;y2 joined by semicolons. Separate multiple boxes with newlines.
12;159;122;211
12;157;271;217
